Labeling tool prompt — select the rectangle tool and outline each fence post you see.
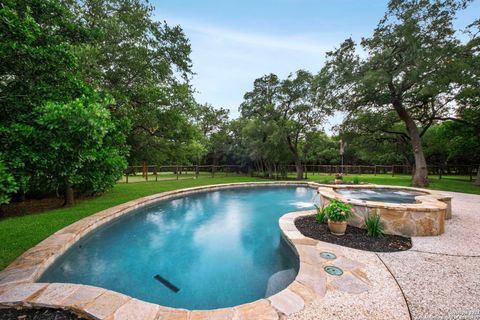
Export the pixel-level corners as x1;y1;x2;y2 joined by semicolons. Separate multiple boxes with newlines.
211;165;215;178
225;165;228;177
155;165;158;182
439;166;442;180
470;166;474;182
304;165;307;180
176;165;179;180
392;165;395;177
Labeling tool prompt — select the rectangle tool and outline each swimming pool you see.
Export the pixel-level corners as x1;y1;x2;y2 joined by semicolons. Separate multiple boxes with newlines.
38;186;316;310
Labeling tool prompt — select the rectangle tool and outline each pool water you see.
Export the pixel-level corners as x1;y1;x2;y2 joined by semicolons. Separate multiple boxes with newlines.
336;188;422;204
39;187;316;310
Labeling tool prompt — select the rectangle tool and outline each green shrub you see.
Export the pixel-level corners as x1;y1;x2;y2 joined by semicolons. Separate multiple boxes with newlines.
322;200;353;222
314;204;327;223
364;213;384;237
353;176;360;184
0;159;17;205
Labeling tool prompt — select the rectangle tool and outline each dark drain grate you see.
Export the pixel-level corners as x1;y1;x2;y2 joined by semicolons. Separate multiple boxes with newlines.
324;266;343;276
154;275;180;293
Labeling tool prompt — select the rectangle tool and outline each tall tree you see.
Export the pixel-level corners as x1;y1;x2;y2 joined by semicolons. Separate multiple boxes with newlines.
241;71;328;179
0;0;101;201
32;95;128;205
76;0;195;165
324;0;471;187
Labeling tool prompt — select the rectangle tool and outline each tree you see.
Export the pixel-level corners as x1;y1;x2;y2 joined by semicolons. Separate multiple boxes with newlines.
241;71;328;179
76;0;195;165
452;20;480;185
324;0;471;187
32;95;128;205
0;158;17;205
0;0;97;199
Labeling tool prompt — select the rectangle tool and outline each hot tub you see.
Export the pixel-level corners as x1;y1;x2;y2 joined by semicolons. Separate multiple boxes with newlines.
318;185;452;236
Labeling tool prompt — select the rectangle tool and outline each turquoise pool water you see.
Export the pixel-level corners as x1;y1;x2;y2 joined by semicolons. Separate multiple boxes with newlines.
39;186;316;310
337;188;422;204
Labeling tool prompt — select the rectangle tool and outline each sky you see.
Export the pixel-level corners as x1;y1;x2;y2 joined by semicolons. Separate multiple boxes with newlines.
152;0;480;132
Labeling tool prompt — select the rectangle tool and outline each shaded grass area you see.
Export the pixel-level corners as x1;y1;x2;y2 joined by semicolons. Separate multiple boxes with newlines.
0;174;478;270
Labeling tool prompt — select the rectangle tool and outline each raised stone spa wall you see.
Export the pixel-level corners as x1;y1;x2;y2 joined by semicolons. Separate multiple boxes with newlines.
318;185;451;236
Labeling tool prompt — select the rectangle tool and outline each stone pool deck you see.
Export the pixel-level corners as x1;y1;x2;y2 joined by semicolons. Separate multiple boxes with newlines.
0;184;479;320
291;191;480;320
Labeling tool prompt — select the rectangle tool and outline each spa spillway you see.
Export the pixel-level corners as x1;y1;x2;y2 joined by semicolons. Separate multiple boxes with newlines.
318;185;452;236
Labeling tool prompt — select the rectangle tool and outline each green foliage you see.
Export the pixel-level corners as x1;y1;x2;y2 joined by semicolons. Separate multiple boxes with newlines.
31;95;128;195
240;71;331;179
314;205;327;224
0;158;17;204
364;213;384;237
76;0;195;166
0;0;96;197
321;200;353;222
353;176;360;184
323;0;475;187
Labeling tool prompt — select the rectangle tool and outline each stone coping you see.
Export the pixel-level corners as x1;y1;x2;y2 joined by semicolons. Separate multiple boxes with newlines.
317;184;450;212
0;182;410;319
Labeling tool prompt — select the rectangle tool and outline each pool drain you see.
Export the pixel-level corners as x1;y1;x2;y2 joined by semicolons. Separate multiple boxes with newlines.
319;252;337;260
324;266;343;276
154;275;180;293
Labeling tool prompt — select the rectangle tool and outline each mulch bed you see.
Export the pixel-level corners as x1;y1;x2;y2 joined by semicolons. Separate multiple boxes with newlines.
0;194;94;218
295;215;412;252
0;308;91;320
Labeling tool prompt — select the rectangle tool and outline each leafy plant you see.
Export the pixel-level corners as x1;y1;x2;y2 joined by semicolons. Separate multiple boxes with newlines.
0;158;17;205
321;200;353;222
314;204;327;223
353;176;360;184
364;213;384;237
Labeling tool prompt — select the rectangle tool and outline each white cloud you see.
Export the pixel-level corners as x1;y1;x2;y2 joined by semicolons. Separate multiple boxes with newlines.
160;15;344;131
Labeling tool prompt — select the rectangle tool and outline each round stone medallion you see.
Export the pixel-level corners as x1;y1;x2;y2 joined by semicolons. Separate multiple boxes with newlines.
324;265;343;276
319;252;337;260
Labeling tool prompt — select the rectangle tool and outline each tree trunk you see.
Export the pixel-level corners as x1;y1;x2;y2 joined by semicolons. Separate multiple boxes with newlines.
475;165;480;186
392;100;429;187
64;184;74;206
266;161;273;179
294;158;304;180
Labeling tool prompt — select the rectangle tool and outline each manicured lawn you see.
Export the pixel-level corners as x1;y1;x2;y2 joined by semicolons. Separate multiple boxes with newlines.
0;174;478;270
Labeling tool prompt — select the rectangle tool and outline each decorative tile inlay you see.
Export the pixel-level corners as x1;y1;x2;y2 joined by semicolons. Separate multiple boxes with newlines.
319;252;337;260
324;266;343;276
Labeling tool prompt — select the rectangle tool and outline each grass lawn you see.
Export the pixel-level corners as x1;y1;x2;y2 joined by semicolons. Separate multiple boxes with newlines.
0;174;478;270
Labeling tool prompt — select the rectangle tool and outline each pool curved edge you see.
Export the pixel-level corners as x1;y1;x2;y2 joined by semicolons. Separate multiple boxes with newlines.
0;181;326;320
318;184;452;236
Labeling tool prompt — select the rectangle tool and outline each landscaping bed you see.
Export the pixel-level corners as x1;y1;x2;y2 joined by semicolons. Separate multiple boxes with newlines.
0;308;90;320
295;215;412;252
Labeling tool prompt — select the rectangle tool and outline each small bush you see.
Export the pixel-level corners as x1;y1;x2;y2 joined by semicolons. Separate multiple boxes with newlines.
364;213;384;237
314;204;327;223
353;176;360;184
322;200;353;222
